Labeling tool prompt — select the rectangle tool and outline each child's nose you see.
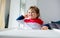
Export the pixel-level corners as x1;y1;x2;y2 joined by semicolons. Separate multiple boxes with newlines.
31;12;32;14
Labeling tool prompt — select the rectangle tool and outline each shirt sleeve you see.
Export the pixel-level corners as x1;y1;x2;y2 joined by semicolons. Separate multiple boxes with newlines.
16;15;24;20
43;24;51;29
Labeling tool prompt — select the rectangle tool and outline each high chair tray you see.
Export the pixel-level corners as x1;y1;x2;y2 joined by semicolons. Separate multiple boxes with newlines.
0;28;60;38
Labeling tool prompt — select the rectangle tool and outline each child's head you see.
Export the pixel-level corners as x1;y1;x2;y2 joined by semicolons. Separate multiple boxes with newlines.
27;6;40;19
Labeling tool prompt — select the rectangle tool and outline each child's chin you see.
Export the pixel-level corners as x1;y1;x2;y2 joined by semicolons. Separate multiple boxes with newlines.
26;17;35;19
25;17;32;19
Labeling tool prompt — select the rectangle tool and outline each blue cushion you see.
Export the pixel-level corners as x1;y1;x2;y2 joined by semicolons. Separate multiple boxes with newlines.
51;21;60;24
50;21;60;29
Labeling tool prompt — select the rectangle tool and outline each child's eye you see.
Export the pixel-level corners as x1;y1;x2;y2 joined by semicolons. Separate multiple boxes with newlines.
32;12;35;13
28;12;30;13
32;12;34;13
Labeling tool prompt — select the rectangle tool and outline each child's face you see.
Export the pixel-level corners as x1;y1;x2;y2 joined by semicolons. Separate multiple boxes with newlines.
27;9;38;19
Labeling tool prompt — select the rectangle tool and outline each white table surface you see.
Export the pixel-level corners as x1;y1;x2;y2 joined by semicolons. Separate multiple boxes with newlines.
0;28;60;38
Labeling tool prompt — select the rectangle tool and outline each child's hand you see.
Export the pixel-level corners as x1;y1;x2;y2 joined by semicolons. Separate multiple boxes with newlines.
23;13;28;18
41;26;48;30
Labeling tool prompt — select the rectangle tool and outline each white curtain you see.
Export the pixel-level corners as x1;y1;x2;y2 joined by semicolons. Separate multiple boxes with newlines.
8;0;20;28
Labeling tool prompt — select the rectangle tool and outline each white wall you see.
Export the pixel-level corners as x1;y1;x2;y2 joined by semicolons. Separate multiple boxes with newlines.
8;0;20;28
58;0;60;17
25;0;38;12
37;0;60;23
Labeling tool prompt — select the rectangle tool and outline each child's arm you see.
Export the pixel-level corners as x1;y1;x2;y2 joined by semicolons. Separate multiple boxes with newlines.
16;14;28;20
16;14;28;24
16;15;25;20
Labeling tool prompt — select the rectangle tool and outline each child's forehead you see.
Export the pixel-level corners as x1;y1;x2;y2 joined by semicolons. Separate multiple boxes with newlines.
28;9;36;12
